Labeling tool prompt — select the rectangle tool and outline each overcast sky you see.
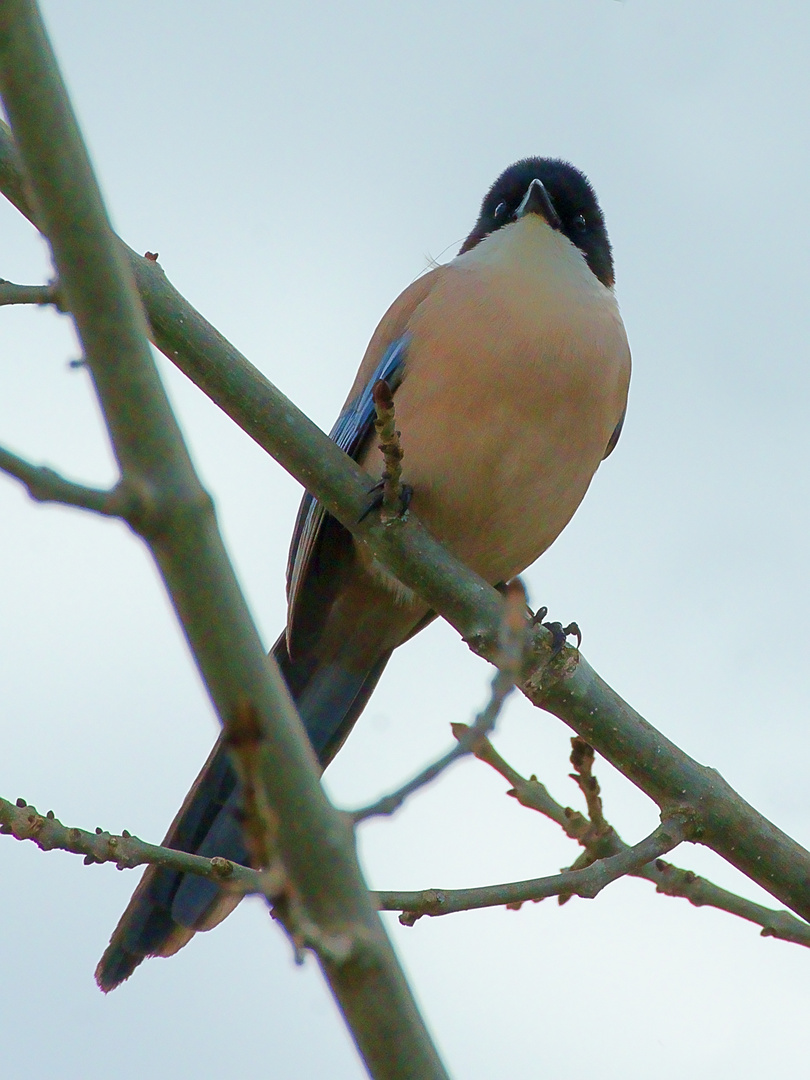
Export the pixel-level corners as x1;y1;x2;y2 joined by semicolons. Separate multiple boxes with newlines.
2;2;810;1077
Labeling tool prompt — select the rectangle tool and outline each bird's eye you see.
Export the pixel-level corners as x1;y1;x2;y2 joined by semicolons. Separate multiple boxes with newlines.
572;214;587;232
493;201;509;221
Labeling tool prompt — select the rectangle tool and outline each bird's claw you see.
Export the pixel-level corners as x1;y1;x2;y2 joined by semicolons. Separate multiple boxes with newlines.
530;608;581;657
358;482;413;523
530;605;548;626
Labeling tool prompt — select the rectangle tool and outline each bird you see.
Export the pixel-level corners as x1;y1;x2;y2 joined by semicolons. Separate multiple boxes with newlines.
96;157;631;991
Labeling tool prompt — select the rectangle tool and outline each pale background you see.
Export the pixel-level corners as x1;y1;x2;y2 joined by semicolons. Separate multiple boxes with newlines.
2;2;809;1077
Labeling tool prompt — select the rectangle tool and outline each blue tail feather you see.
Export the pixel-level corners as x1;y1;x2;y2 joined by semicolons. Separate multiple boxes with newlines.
95;635;392;991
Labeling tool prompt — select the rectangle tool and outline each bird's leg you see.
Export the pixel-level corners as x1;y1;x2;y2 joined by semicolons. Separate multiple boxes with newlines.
358;480;413;522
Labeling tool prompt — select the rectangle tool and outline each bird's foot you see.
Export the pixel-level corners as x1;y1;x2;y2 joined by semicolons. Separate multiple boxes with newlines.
530;606;582;657
358;481;413;523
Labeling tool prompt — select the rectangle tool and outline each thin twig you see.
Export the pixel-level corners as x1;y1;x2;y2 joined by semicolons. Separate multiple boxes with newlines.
352;580;527;823
0;9;449;1074
0;794;262;892
466;733;810;947
377;815;691;922
0;444;120;514
569;737;607;832
372;378;404;523
557;737;614;901
0;276;58;306
648;860;810;947
1;118;810;924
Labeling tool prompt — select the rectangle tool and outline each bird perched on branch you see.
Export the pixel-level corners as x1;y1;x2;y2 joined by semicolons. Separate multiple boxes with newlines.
96;157;631;990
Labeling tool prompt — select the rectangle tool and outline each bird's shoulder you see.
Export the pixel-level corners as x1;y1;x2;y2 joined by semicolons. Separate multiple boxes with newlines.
341;266;445;406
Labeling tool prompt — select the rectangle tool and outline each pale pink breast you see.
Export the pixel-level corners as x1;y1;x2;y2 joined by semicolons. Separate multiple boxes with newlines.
357;256;631;586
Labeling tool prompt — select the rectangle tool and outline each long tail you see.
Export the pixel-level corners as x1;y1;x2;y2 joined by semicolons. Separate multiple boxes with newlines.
94;633;392;992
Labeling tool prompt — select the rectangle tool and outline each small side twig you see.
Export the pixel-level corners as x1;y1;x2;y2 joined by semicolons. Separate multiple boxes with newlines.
377;815;691;922
372;378;404;523
351;579;527;823
0;276;60;307
4;112;810;932
557;737;613;902
649;860;810;947
0;794;263;893
0;444;120;515
465;733;810;948
568;737;607;833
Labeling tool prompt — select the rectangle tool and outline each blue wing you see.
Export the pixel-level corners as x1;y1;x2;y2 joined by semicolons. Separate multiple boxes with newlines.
332;335;409;456
285;335;408;655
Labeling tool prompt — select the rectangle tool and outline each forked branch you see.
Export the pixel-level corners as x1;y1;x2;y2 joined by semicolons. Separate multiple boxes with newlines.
1;108;801;925
0;6;449;1078
0;444;120;514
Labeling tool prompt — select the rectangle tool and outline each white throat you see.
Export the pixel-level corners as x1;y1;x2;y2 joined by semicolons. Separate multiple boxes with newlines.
454;215;611;303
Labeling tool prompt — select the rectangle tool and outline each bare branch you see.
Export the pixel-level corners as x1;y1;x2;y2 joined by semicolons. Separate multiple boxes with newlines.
555;737;614;901
372;378;405;523
0;7;449;1076
377;815;691;922
352;580;527;823
649;860;810;948
568;737;607;833
0;276;58;306
0;78;808;928
0;443;120;514
467;733;810;948
0;794;263;892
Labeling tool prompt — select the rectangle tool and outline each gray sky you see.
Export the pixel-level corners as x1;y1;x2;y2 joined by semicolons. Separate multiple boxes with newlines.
2;2;810;1077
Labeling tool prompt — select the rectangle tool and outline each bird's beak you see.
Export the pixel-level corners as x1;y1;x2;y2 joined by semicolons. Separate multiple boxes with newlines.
516;179;562;230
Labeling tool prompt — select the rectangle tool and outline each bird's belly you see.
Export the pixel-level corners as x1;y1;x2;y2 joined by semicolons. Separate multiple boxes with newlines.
358;259;630;591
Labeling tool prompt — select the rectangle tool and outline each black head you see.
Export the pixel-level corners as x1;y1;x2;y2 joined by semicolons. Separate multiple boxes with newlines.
460;158;614;287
